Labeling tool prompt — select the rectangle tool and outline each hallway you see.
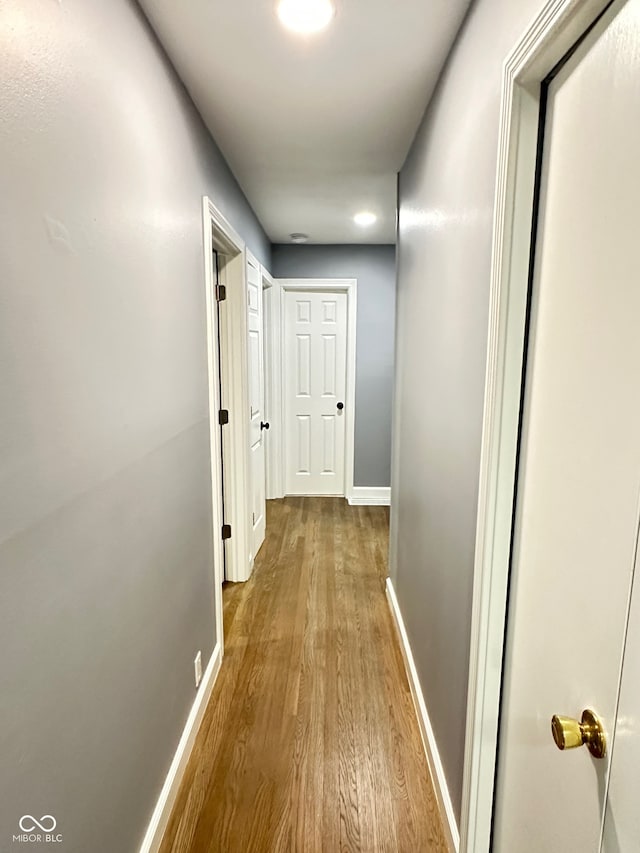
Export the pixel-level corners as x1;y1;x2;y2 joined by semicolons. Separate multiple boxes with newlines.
160;498;447;852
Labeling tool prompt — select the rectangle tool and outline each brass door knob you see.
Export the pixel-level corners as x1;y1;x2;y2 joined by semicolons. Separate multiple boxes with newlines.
551;709;606;759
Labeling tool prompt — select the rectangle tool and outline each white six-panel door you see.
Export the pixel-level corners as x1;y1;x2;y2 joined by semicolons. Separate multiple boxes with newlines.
493;1;640;849
247;256;266;557
283;289;348;495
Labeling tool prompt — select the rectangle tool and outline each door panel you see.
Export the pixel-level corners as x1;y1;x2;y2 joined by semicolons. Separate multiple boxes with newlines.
297;415;311;473
494;1;640;849
322;415;336;473
284;290;347;495
247;259;266;557
296;334;311;395
322;334;336;395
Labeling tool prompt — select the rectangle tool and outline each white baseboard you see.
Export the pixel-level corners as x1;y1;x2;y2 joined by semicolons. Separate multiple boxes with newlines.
386;579;460;853
347;486;391;506
139;642;222;853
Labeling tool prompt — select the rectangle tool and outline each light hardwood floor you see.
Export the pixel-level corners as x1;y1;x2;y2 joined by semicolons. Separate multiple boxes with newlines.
159;497;448;853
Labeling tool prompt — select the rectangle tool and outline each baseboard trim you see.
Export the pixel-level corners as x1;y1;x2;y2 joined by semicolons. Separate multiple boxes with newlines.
139;642;222;853
386;578;460;853
347;486;391;506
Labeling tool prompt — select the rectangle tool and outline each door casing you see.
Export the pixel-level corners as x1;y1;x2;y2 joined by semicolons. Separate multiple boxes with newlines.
269;278;357;501
202;196;253;584
460;1;619;850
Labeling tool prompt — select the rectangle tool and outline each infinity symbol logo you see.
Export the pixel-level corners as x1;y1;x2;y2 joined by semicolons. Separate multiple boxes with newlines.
19;815;57;833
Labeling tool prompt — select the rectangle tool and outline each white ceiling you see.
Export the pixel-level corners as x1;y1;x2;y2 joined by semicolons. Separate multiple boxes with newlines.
138;0;470;244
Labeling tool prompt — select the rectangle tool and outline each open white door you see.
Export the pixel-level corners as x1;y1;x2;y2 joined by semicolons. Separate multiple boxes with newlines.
493;1;640;849
247;253;266;558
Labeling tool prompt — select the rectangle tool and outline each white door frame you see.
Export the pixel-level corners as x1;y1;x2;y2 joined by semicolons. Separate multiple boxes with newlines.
460;1;617;850
273;278;357;500
202;196;253;584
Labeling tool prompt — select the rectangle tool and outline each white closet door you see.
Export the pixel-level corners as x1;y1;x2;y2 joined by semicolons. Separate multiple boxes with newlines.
283;290;347;495
493;2;640;849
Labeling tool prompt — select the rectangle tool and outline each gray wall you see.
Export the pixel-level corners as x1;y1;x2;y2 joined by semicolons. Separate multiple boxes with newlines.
0;1;269;851
272;244;396;488
390;0;548;824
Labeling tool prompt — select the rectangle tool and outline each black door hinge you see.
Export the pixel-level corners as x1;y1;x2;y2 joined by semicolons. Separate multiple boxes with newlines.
216;284;227;302
218;409;229;426
221;524;232;541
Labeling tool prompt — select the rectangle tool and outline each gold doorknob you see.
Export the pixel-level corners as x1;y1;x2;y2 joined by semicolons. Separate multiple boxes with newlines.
551;709;606;759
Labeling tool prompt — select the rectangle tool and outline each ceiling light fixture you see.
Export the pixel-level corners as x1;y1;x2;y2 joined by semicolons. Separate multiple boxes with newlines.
354;211;377;227
290;232;309;243
277;0;335;35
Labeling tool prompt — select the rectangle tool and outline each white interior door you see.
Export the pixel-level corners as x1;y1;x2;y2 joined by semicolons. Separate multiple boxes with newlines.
493;1;640;849
283;289;347;495
262;280;276;499
247;257;266;557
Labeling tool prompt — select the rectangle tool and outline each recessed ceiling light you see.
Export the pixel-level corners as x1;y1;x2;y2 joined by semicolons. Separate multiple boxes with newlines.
354;211;377;227
277;0;335;35
290;232;309;243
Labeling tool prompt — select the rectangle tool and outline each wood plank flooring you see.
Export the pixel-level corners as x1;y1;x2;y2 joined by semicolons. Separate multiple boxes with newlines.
159;497;448;853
